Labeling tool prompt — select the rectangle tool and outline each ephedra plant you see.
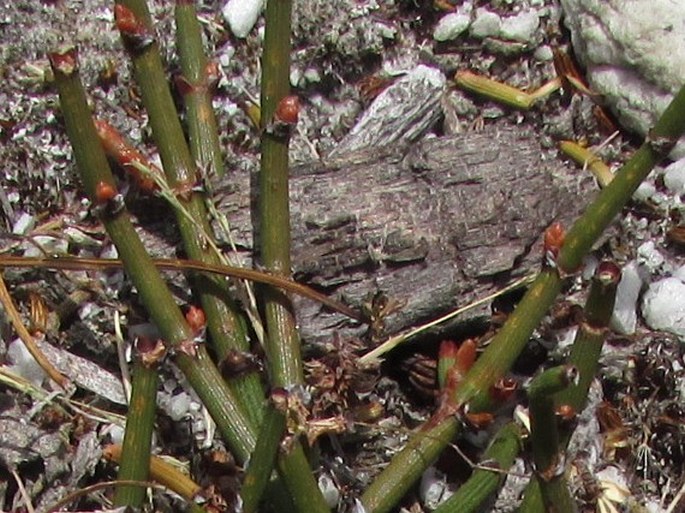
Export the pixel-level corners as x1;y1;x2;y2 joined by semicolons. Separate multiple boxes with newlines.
2;1;685;512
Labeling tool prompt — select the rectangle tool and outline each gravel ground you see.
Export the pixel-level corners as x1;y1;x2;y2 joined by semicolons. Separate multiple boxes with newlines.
0;1;684;512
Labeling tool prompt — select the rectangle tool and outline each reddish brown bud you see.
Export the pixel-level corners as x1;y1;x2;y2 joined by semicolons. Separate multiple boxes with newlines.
114;4;154;52
205;61;220;87
555;403;576;422
490;377;517;403
455;338;477;374
438;339;458;360
174;75;196;96
274;95;300;125
185;305;206;332
114;4;146;36
95;180;117;204
177;338;199;358
48;47;79;75
136;337;167;367
94;118;159;192
544;222;565;256
464;411;494;429
596;260;621;284
220;349;261;379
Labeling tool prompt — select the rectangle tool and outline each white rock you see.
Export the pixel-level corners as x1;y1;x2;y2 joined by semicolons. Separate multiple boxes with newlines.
289;67;302;88
637;240;665;273
642;277;685;338
377;22;397;40
317;473;340;508
304;67;321;84
470;8;501;39
22;235;69;258
610;261;643;335
12;211;34;235
350;498;367;513
103;423;125;445
582;253;599;281
663;158;685;194
499;10;540;43
534;44;554;62
560;0;685;158
167;392;192;421
419;467;452;509
6;338;47;387
674;264;685;282
433;13;471;42
633;181;656;202
221;0;265;38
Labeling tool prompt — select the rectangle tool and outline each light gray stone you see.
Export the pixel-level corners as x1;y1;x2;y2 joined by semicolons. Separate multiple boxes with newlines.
499;10;540;43
560;0;685;157
222;0;265;38
434;12;471;42
610;261;643;335
470;8;502;39
663;158;685;194
642;277;685;339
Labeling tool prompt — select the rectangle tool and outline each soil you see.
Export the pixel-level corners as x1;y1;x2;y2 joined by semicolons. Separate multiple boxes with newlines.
0;1;683;512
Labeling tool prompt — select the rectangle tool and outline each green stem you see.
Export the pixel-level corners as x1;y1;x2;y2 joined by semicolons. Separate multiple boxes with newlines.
521;261;620;510
241;401;287;513
557;85;685;273
257;3;330;512
49;46;255;463
363;83;685;513
174;0;224;179
432;422;522;513
557;261;620;421
116;0;264;426
113;360;158;507
361;419;460;513
527;366;578;513
259;0;302;386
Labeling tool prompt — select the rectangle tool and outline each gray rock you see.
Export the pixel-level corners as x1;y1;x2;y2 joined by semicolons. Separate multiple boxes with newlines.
221;0;265;38
663;158;685;194
560;0;685;157
470;8;502;39
610;260;643;335
433;12;471;42
642;277;685;339
499;10;540;44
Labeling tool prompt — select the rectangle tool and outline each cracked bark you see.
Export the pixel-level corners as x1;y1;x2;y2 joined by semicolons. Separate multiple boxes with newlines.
207;126;595;347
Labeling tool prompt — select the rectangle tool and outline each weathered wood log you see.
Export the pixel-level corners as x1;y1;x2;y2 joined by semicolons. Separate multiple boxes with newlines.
213;126;595;347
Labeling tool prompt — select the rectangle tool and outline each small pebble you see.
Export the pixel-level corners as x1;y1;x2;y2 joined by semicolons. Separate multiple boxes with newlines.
7;338;47;387
433;12;471;42
303;67;321;84
533;44;554;61
470;8;501;39
419;467;452;509
318;474;340;508
221;0;264;38
12;211;34;235
610;261;643;335
637;240;665;273
22;235;69;258
674;264;685;282
642;277;685;338
290;67;302;88
663;158;685;194
499;10;540;43
633;181;656;202
167;392;192;421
